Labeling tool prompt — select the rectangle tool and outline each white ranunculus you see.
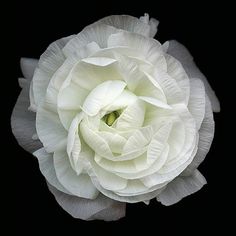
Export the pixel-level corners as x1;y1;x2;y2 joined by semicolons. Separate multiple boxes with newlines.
12;14;220;221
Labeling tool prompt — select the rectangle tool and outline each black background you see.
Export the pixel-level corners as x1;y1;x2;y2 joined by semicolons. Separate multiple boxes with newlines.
10;0;231;234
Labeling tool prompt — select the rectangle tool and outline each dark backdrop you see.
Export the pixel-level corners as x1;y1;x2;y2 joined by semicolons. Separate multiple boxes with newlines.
11;1;230;234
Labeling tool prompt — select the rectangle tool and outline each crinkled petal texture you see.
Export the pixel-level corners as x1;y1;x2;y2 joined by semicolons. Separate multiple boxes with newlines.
12;14;219;221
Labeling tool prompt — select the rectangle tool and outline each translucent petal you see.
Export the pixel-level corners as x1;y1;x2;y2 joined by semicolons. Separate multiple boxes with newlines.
38;36;74;75
162;41;169;53
36;102;67;153
82;80;126;116
20;58;38;80
18;78;28;88
34;148;71;194
63;41;100;59
167;120;185;161
39;57;82;131
48;184;126;221
88;200;126;221
108;31;167;69
54;150;99;199
139;14;159;37
153;69;185;104
46;55;78;95
157;169;206;206
165;54;190;104
167;40;220;112
11;80;42;153
149;17;159;37
99;14;156;37
183;95;214;175
29;80;37;112
188;78;206;130
32;36;74;107
63;23;118;50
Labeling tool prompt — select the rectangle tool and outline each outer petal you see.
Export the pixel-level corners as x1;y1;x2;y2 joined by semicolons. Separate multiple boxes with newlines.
63;41;101;59
90;158;128;191
48;184;126;221
108;31;166;69
98;14;158;38
11;79;42;153
33;148;71;194
157;169;206;206
53;150;99;199
116;55;166;103
32;35;74;107
188;78;206;130
88;201;126;221
83;153;166;203
36;102;67;153
165;54;190;104
167;40;220;112
153;69;185;105
183;94;214;175
20;58;38;80
140;13;159;37
63;24;118;52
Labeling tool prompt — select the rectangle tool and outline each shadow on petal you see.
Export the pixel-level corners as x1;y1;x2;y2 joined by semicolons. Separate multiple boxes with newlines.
47;184;126;221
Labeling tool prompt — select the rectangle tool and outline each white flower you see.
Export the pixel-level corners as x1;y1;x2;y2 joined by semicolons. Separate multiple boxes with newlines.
12;14;220;221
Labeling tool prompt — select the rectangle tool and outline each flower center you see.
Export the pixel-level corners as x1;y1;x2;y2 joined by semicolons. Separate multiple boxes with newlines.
102;111;121;126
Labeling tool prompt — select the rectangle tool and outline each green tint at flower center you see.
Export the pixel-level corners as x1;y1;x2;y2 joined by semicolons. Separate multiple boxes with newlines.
102;111;121;126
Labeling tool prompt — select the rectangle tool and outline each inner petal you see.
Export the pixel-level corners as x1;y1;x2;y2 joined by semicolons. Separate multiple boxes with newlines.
82;80;126;116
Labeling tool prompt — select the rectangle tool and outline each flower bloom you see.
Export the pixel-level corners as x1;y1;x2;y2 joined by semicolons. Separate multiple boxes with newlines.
12;14;220;221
